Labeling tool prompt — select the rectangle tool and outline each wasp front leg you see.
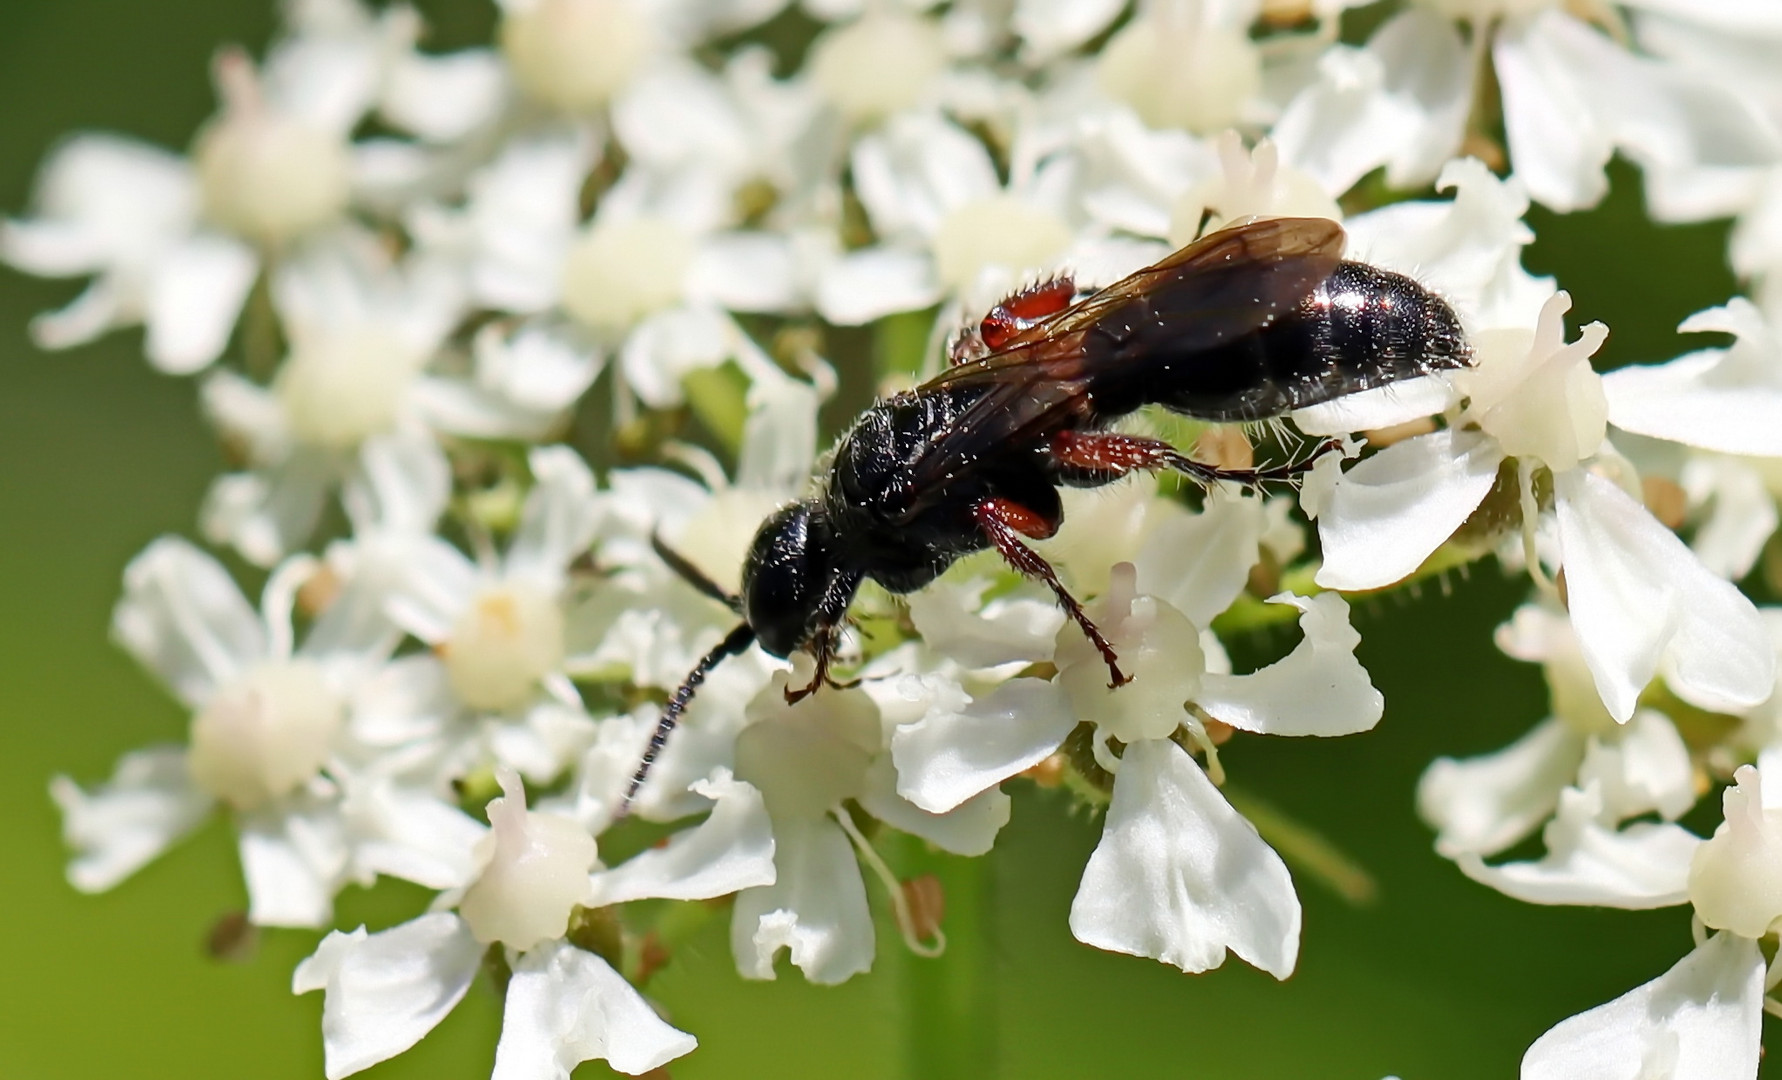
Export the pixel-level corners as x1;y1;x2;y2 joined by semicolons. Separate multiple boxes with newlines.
784;569;865;704
971;496;1130;688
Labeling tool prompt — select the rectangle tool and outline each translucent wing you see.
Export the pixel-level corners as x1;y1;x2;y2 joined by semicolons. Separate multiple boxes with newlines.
897;218;1346;517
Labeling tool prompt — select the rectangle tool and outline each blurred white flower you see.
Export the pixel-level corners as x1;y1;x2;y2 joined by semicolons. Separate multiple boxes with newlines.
413;127;801;408
1419;603;1695;861
52;537;483;927
1277;2;1781;213
380;446;604;784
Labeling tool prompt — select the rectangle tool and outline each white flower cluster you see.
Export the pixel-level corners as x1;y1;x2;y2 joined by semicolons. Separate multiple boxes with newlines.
16;0;1782;1076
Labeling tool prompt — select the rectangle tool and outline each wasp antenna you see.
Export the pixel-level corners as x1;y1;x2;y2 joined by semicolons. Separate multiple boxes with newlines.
618;623;756;818
651;531;743;613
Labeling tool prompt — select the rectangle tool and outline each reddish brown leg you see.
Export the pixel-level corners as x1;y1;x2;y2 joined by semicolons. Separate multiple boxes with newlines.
784;626;835;703
1052;430;1336;486
973;497;1130;688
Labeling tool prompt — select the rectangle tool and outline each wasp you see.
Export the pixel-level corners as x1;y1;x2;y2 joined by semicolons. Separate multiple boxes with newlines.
625;216;1470;809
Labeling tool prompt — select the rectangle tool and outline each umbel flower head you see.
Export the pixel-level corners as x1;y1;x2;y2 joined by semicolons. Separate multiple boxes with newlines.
21;0;1782;1077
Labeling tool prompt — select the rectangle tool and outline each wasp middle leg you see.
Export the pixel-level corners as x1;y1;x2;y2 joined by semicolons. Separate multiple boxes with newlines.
1051;430;1331;487
972;496;1130;688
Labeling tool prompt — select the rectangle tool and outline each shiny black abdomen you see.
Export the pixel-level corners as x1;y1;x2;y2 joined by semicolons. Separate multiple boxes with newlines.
1089;261;1469;422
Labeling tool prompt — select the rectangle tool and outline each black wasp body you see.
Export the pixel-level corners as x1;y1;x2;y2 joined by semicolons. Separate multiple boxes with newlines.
623;216;1469;810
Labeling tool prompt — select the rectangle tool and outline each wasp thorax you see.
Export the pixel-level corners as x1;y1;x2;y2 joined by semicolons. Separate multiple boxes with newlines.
442;583;566;711
500;0;654;113
560;216;694;333
193;51;350;246
276;329;425;449
188;660;344;811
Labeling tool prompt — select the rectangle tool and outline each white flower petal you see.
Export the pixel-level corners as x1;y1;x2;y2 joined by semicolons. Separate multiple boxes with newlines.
587;768;776;906
1013;0;1126;60
857;754;1010;856
1681;456;1778;580
1495;14;1613;213
1198;593;1382;737
1292;376;1455;436
112;536;267;707
815;246;941;326
386;536;480;643
731;815;874;985
1313;429;1504;591
1071;738;1300;978
382;49;507;144
240;800;349;928
492;939;697;1080
1603;324;1782;458
26;278;127;351
293;913;484;1080
1580;709;1696;824
506;446;600;586
1556;468;1774;722
1134;490;1263;627
343;780;489;891
200;451;338;569
1273;11;1468;196
688;231;799;313
49;747;212;892
905;582;1062;669
342;432;451;537
143;233;258;374
472;324;603;414
2;133;196;273
891;677;1078;814
1521;932;1764;1080
1418;718;1585;859
1457;784;1700;909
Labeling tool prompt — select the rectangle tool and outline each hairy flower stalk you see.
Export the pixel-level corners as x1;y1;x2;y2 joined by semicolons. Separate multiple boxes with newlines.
16;0;1782;1078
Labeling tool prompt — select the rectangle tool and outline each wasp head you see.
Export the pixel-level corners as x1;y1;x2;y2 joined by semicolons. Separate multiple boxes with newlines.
740;501;838;658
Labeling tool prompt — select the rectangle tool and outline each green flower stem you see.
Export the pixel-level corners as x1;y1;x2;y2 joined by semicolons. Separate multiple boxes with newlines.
894;836;998;1080
1223;786;1379;907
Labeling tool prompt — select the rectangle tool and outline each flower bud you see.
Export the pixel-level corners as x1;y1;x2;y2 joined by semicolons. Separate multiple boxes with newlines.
275;329;425;449
808;10;946;125
193;50;351;245
442;583;566;712
458;770;597;951
560;216;694;333
1459;292;1609;473
188;660;344;810
1689;765;1782;939
1057;564;1205;745
1098;20;1260;134
501;0;654;113
931;195;1071;296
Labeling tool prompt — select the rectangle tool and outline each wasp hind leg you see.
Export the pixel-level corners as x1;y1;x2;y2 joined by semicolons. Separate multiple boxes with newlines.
1051;430;1335;487
971;496;1130;688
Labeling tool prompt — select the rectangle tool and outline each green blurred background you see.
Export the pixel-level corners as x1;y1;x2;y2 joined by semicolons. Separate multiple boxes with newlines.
0;2;1763;1078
